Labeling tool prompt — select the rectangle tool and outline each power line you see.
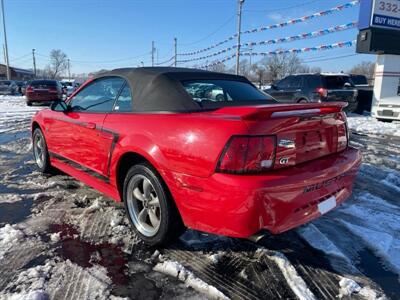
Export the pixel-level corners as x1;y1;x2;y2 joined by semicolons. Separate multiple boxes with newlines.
178;14;235;47
303;53;358;63
35;51;151;64
9;52;31;62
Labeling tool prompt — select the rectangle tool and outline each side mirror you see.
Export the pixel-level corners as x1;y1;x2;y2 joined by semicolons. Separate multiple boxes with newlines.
344;82;352;88
271;84;277;90
50;100;69;112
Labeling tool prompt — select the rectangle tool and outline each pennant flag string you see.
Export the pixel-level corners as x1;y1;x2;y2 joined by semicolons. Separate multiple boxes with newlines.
179;22;357;63
197;40;356;69
179;0;360;57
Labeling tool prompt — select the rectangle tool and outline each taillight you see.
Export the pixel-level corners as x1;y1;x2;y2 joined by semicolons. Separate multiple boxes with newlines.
26;86;33;93
48;87;58;93
216;136;276;174
337;113;348;152
315;87;328;98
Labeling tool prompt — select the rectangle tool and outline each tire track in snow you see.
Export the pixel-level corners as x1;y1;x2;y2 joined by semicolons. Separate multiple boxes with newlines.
167;249;260;300
165;247;298;299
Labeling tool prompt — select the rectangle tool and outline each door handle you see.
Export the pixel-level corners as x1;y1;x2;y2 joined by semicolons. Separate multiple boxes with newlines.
85;122;96;130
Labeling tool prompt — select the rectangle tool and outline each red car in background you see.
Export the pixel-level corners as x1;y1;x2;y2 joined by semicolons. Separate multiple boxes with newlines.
26;80;63;106
31;67;361;246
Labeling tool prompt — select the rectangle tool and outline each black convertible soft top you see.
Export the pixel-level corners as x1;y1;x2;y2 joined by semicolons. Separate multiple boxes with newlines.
95;67;253;112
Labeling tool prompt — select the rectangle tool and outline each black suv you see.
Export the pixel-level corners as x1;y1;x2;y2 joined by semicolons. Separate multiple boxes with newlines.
264;73;358;112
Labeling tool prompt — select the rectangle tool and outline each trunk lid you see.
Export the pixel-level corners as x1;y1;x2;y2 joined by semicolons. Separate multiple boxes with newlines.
211;102;348;169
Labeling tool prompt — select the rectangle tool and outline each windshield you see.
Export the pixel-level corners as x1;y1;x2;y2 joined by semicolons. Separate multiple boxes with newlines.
0;81;11;86
182;79;275;108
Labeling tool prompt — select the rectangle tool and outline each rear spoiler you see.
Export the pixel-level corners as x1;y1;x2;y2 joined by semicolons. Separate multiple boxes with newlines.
211;102;347;120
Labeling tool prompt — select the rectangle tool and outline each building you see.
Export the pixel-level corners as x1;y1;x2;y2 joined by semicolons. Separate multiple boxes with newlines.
0;64;34;80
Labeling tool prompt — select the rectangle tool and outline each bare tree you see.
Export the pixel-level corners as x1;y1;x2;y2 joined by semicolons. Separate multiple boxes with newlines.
249;63;268;88
349;61;376;81
297;65;321;74
207;62;228;73
47;49;69;79
261;52;304;82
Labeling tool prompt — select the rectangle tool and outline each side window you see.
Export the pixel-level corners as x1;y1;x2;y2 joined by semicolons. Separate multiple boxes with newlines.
69;77;124;112
276;77;291;89
307;76;321;89
114;84;133;112
289;76;302;88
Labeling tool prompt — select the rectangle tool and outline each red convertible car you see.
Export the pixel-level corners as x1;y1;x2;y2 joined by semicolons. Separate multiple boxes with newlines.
31;67;361;246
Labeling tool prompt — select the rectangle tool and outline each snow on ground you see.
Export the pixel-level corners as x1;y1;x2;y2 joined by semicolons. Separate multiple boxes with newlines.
0;95;399;299
347;114;400;137
0;96;42;134
0;224;24;260
256;249;316;300
154;258;229;300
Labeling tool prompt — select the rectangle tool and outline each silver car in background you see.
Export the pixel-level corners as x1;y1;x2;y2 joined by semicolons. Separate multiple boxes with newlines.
0;80;18;95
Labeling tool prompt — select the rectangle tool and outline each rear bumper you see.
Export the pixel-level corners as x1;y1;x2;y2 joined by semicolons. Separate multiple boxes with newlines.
169;147;361;238
26;94;61;102
371;106;400;120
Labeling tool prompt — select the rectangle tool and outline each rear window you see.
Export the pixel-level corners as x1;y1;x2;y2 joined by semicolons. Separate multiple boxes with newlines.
31;80;57;87
350;75;368;85
182;79;275;108
323;76;354;89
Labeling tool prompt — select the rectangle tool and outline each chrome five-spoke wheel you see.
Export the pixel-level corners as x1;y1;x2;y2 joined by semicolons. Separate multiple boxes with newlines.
126;174;161;237
33;130;46;168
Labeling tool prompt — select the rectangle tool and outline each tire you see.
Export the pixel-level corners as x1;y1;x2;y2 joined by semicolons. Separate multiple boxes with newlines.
32;128;52;173
123;163;184;246
297;98;308;103
27;102;32;106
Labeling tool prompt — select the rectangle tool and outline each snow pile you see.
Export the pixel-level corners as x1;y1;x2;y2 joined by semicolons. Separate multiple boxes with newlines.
338;278;385;300
0;224;24;260
2;261;53;300
1;259;113;300
263;251;316;300
154;259;229;300
0;193;24;203
50;232;61;243
347;114;400;137
338;278;361;298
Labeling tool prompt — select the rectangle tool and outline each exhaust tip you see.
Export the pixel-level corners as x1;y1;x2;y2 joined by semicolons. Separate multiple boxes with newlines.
247;230;269;243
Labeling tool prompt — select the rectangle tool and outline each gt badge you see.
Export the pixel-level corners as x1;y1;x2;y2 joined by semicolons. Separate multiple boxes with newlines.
279;157;290;165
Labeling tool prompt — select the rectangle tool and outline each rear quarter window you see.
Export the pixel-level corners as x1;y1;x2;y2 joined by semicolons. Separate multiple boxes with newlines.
182;79;275;108
324;76;353;89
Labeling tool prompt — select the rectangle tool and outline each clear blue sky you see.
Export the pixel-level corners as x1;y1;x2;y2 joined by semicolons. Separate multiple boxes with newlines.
3;0;374;75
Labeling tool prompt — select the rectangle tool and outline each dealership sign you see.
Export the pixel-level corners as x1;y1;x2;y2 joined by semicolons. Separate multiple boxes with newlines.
359;0;400;30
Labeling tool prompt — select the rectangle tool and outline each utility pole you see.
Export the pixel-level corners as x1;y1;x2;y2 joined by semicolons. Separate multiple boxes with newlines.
151;41;155;67
32;49;36;78
235;0;245;75
174;37;177;67
1;0;10;80
67;58;71;80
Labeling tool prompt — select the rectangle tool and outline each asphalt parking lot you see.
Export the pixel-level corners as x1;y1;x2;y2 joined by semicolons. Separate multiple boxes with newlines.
0;96;399;300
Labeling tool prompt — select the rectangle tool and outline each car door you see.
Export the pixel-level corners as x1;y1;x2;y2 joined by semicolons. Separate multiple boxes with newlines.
48;77;125;178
